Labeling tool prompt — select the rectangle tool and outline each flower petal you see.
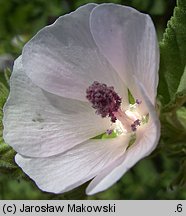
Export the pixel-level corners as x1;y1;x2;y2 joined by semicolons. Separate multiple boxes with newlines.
90;4;159;105
3;56;111;157
22;3;128;102
15;135;129;194
86;80;160;195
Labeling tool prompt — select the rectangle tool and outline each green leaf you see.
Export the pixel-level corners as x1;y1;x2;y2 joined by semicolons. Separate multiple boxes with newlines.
0;142;12;154
0;159;17;169
0;75;20;176
4;68;11;86
177;65;186;93
158;0;186;105
0;83;9;107
0;81;9;135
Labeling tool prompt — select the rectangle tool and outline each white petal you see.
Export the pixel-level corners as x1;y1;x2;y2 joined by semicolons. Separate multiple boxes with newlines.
3;56;111;157
15;135;129;194
86;80;160;195
90;4;159;105
22;3;128;102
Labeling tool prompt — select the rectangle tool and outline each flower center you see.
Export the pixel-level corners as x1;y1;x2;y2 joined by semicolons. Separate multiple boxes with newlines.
86;81;143;134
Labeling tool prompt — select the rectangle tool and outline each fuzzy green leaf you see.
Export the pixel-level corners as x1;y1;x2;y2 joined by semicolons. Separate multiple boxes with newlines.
0;76;20;176
177;65;186;93
0;83;9;109
0;142;12;154
158;0;186;106
0;159;17;169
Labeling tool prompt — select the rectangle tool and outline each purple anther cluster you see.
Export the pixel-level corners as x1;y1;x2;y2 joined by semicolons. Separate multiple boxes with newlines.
86;81;121;123
106;129;113;135
131;119;141;132
136;99;142;105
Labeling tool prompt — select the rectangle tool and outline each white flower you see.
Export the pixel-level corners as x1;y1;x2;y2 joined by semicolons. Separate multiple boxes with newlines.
3;3;160;195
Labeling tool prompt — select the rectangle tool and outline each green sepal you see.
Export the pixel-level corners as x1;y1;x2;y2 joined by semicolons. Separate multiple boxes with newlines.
102;131;117;139
128;89;135;105
177;107;186;129
162;89;186;113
